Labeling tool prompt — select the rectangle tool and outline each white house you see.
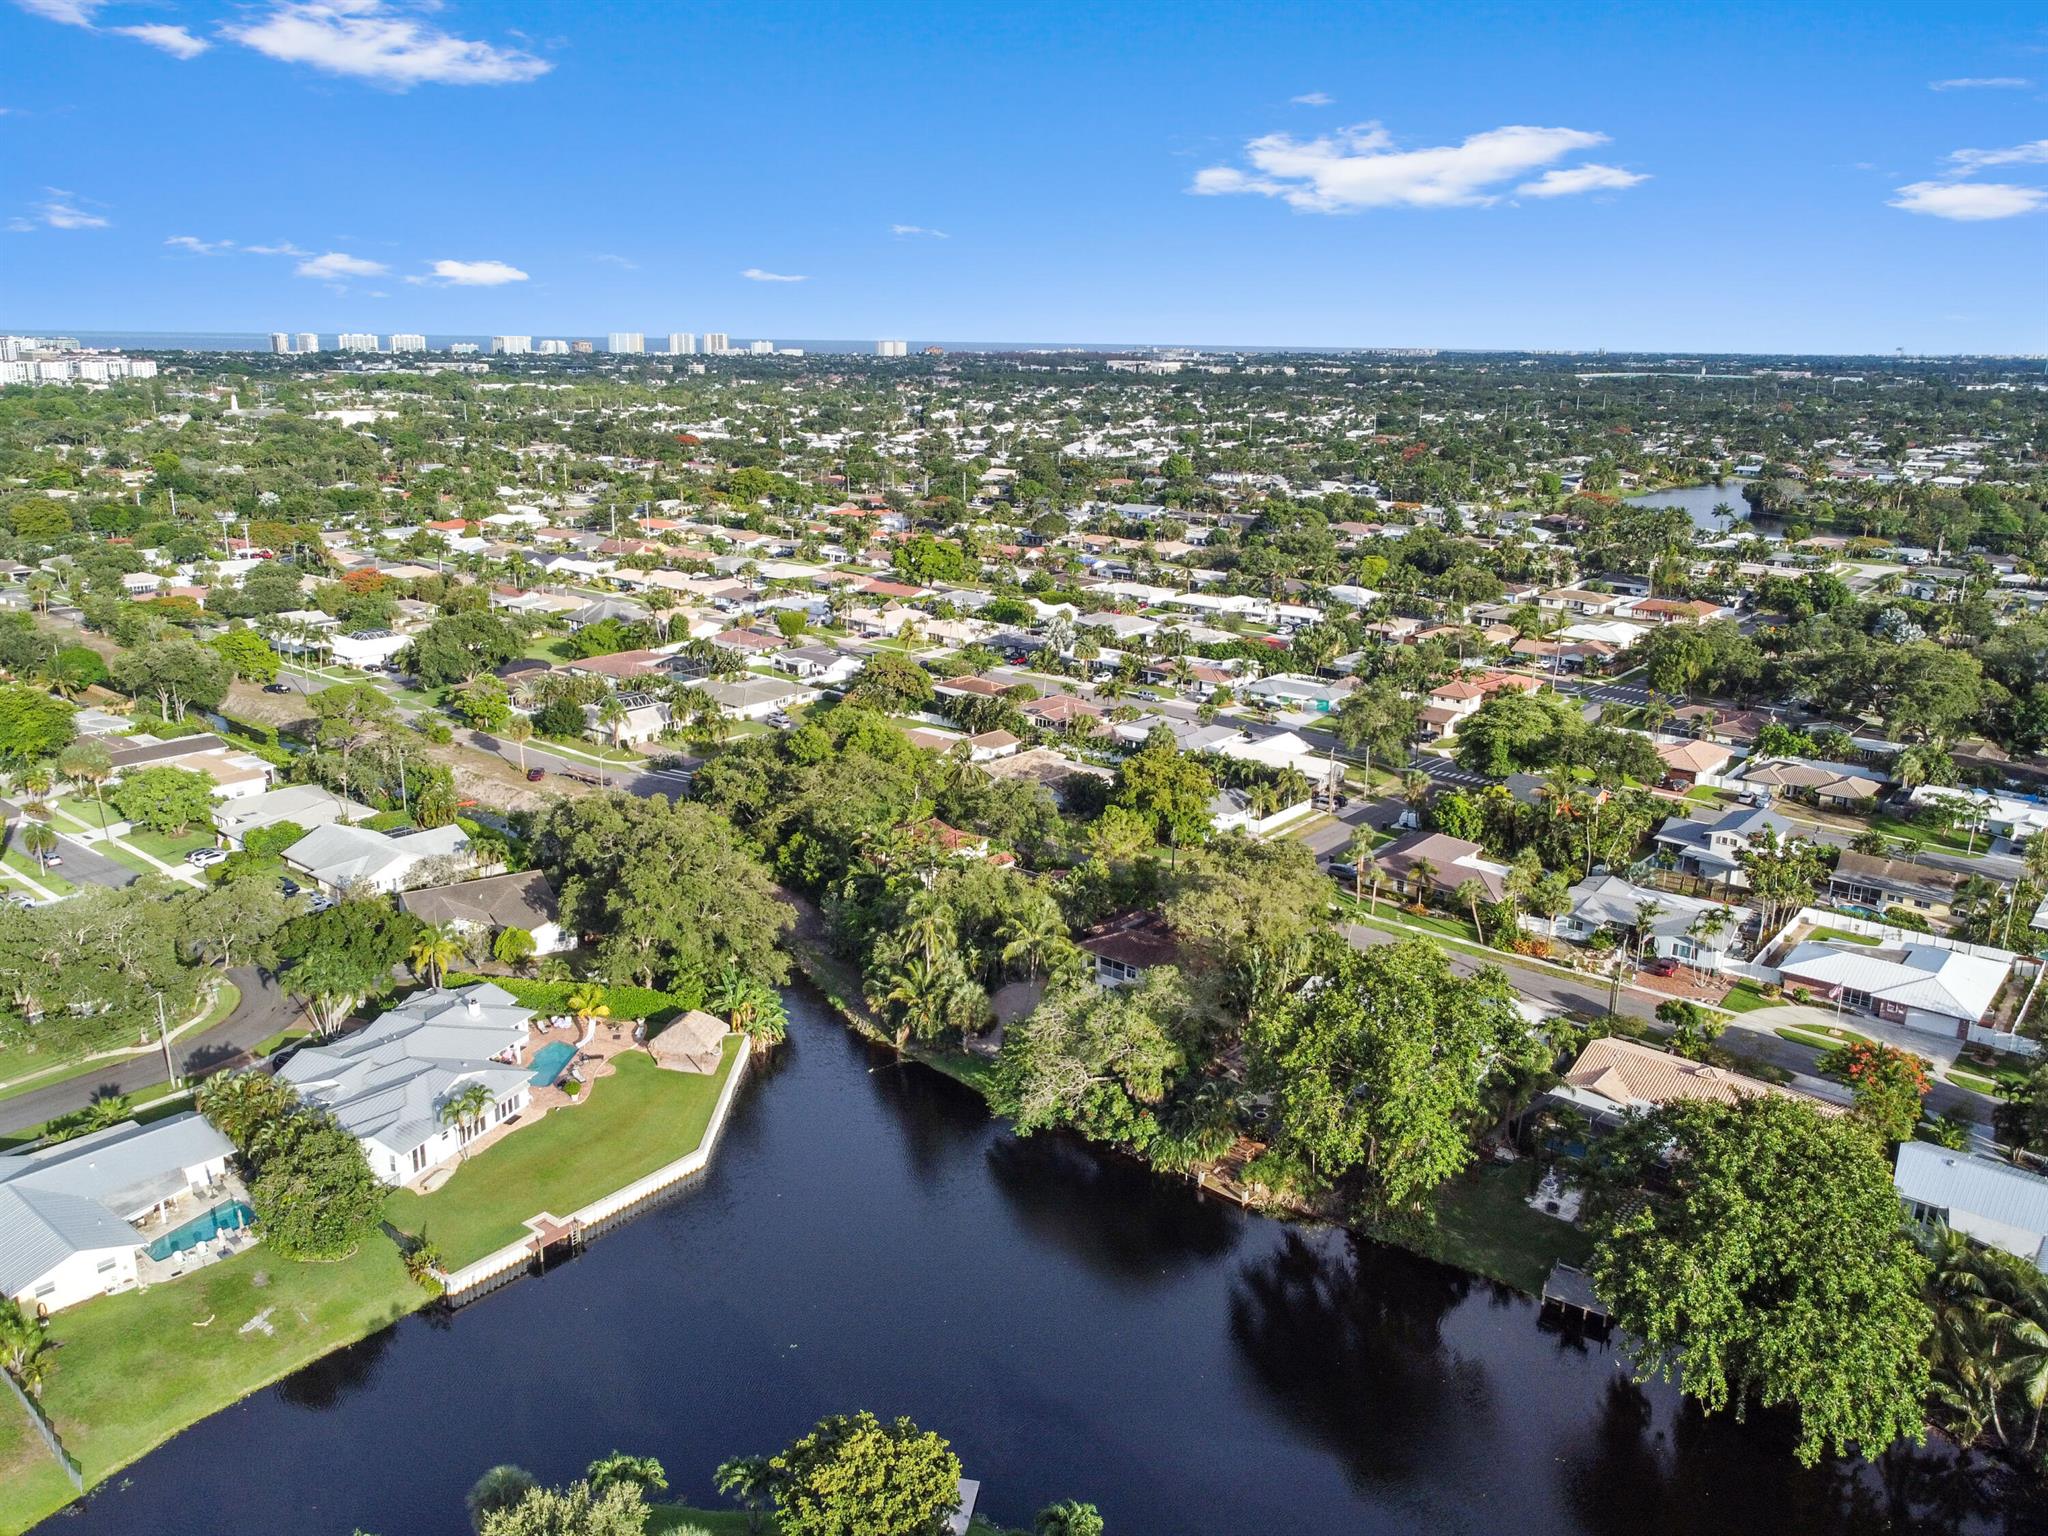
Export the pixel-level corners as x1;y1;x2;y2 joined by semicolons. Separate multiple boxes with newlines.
772;644;862;687
1545;875;1746;970
285;821;474;894
329;628;412;669
1895;1143;2048;1271
0;1113;233;1314
212;782;376;845
277;982;538;1185
699;676;817;721
1776;935;2015;1041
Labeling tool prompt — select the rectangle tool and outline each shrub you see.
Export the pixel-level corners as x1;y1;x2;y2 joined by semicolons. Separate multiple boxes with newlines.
442;973;704;1019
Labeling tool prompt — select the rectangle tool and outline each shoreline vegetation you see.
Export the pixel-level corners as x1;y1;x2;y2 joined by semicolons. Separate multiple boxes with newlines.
0;1040;743;1536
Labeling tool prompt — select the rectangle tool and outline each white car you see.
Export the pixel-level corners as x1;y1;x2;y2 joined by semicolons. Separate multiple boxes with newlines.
187;847;229;867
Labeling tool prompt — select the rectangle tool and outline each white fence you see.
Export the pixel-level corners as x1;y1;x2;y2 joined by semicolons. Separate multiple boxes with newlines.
439;1039;753;1302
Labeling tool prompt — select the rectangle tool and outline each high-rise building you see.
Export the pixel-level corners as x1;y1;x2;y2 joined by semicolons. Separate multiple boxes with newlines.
295;332;321;353
269;332;292;354
491;336;532;355
606;332;645;354
389;333;427;351
448;342;480;355
570;339;594;354
703;333;730;355
748;339;775;355
537;338;569;355
876;339;908;357
337;333;380;352
667;332;696;355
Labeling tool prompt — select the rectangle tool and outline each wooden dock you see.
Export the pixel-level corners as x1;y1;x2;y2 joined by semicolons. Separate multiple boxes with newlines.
1540;1262;1609;1323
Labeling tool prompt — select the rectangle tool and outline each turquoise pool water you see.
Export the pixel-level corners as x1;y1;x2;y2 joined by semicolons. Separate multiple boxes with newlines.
529;1040;576;1085
145;1200;253;1262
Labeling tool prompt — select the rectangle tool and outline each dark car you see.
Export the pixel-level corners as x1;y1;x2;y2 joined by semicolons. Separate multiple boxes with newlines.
1644;956;1681;977
526;767;546;782
278;877;301;897
262;682;292;694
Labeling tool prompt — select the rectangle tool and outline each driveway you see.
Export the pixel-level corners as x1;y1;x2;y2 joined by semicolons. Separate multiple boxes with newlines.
0;966;302;1137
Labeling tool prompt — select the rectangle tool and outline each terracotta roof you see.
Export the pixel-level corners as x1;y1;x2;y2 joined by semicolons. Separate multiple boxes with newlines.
1563;1037;1840;1115
1078;911;1180;969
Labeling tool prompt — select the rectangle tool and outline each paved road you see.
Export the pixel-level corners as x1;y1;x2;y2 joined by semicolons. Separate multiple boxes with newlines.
1338;920;1988;1126
43;829;139;890
0;966;301;1137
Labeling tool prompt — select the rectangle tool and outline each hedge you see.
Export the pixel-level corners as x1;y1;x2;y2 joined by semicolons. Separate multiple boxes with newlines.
442;972;705;1020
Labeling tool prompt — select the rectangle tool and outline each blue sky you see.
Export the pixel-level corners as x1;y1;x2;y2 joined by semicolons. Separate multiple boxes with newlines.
2;0;2044;351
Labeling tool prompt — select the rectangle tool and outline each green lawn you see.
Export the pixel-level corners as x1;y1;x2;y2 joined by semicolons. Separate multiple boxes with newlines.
1811;927;1879;946
521;635;574;662
1945;1067;2002;1096
386;1044;738;1267
0;846;76;896
1333;897;1483;945
1716;981;1779;1013
0;1393;75;1531
120;825;219;864
1414;1160;1594;1295
1775;1025;1841;1052
252;1025;311;1058
3;1242;422;1536
649;1510;1009;1536
1863;811;1981;856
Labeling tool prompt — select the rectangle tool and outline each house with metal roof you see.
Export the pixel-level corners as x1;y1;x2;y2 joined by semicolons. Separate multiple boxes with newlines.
1548;875;1747;970
1652;803;1799;886
0;1112;233;1314
1895;1143;2048;1271
284;821;474;894
1776;937;2013;1038
276;982;538;1185
398;870;570;955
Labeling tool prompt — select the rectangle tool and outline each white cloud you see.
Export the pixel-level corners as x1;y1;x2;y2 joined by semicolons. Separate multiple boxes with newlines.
245;240;309;256
225;0;551;89
889;223;948;239
295;250;388;278
1929;77;2032;90
165;234;233;254
13;0;104;25
418;257;528;285
20;196;109;230
1947;138;2048;173
1516;163;1650;198
1290;92;1333;106
1193;120;1633;212
112;23;210;58
742;267;807;282
1890;180;2047;220
591;253;638;269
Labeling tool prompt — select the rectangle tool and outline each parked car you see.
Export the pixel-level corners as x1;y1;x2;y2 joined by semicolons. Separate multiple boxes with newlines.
526;767;546;781
187;847;229;867
306;895;334;914
262;682;293;694
278;877;301;897
1644;956;1681;977
40;854;61;868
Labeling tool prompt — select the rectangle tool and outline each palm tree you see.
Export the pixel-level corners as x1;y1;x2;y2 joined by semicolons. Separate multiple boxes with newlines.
408;924;463;988
1407;856;1438;907
0;1301;51;1397
1453;878;1488;938
1632;899;1666;963
18;822;56;876
713;1456;775;1536
901;887;952;966
998;902;1071;980
1400;769;1432;821
884;954;951;1049
566;984;612;1033
439;1080;497;1161
56;741;113;834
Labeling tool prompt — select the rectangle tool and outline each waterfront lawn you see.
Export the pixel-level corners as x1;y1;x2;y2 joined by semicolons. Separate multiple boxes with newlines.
0;1392;75;1533
386;1044;738;1268
5;1242;420;1536
1418;1160;1595;1295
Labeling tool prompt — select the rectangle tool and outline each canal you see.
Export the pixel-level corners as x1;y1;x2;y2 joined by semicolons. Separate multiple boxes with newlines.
42;988;2043;1536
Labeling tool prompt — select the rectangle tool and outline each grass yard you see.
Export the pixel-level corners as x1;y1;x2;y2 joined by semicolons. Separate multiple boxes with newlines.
1863;811;1981;856
385;1044;738;1267
1716;981;1779;1014
3;1242;421;1536
1945;1067;2003;1096
251;1025;311;1058
1811;927;1880;946
1775;1025;1842;1052
1415;1160;1595;1295
119;825;219;864
1;847;76;896
0;1392;75;1531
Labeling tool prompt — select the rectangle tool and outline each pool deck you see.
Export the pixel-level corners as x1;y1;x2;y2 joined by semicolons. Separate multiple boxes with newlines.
132;1176;256;1289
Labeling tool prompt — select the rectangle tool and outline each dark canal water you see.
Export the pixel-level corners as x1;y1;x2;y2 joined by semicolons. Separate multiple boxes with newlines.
38;989;2046;1536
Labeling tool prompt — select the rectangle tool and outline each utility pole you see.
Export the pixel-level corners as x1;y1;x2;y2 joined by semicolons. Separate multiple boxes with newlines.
157;992;178;1087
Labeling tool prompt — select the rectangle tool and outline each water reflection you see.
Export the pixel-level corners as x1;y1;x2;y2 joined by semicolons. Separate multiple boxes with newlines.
1228;1229;1484;1487
985;1131;1240;1278
271;1323;398;1411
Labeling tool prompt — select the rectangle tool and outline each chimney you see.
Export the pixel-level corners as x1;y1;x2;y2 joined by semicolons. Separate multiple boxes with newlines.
465;995;480;1018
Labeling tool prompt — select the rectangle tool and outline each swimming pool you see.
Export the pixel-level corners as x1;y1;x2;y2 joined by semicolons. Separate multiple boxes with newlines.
145;1200;254;1262
529;1040;576;1085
